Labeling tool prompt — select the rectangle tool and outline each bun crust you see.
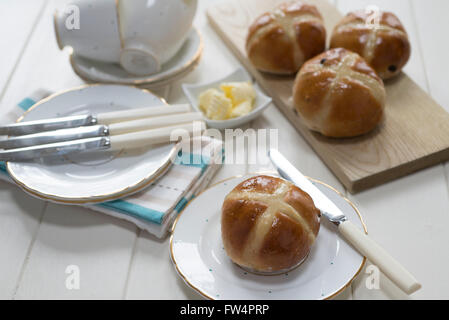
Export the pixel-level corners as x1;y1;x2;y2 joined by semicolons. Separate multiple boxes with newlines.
221;175;320;273
246;1;326;74
330;10;411;79
293;48;386;138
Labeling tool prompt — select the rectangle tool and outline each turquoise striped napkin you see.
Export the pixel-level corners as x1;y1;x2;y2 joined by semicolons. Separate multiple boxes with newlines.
0;91;223;238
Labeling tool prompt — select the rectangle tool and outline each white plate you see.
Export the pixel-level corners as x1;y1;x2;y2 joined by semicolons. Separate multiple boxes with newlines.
7;84;177;204
182;68;272;129
70;28;203;86
170;174;367;300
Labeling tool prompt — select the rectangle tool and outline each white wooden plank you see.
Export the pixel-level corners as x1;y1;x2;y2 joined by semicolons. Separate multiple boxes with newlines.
411;0;449;214
0;1;84;116
336;0;449;299
125;232;203;300
14;204;137;299
411;0;449;113
7;1;137;299
349;166;449;299
0;181;48;299
0;0;46;98
0;0;48;300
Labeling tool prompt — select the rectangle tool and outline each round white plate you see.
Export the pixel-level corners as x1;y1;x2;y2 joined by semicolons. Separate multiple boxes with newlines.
170;174;367;300
70;28;203;86
7;84;177;204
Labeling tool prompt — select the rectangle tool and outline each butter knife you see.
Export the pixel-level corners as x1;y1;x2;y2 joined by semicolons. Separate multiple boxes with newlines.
0;103;191;136
0;121;205;161
268;149;421;295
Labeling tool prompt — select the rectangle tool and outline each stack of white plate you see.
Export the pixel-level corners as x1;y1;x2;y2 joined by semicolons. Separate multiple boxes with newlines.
69;28;203;88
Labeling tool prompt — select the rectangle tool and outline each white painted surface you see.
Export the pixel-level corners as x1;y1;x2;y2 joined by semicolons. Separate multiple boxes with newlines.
0;0;448;299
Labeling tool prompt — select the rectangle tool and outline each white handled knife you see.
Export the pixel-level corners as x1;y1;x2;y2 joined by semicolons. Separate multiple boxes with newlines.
0;121;205;161
268;149;421;295
0;104;191;136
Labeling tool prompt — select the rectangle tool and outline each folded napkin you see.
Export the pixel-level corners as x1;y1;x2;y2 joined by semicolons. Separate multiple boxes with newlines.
0;90;223;238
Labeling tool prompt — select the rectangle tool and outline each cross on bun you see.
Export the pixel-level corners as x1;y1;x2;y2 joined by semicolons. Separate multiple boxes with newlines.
221;175;320;273
330;9;411;79
293;48;386;138
246;1;326;74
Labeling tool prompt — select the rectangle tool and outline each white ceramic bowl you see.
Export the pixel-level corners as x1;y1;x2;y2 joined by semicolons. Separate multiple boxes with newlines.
54;0;197;76
118;0;197;76
54;0;121;63
182;68;272;129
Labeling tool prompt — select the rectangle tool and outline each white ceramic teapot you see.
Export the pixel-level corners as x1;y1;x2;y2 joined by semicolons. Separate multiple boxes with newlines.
54;0;197;76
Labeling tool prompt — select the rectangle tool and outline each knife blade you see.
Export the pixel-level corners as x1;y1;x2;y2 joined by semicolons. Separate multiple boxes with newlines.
0;137;111;161
0;125;109;150
268;149;421;295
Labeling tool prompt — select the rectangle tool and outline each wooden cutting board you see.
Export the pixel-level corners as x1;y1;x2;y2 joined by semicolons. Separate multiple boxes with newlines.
207;0;449;193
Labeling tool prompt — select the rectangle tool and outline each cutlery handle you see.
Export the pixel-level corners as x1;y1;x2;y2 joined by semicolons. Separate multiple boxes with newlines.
97;104;191;124
108;112;203;135
339;221;421;294
109;121;205;150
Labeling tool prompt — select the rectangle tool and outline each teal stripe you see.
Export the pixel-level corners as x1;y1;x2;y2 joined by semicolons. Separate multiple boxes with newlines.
0;161;6;173
174;197;188;213
97;200;165;225
17;97;36;111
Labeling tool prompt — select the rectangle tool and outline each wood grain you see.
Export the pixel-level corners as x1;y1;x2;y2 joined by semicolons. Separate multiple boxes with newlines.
207;0;449;193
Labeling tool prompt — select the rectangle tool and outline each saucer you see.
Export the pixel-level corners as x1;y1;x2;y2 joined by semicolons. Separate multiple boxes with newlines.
70;28;203;87
170;173;367;300
182;68;272;129
7;84;178;204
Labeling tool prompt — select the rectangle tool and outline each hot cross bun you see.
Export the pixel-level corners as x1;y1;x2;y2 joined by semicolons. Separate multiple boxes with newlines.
221;175;320;273
330;9;411;79
246;1;326;74
293;48;386;138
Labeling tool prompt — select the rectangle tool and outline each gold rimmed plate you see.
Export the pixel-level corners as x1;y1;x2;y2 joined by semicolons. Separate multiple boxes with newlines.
6;84;177;204
170;173;367;300
70;28;203;86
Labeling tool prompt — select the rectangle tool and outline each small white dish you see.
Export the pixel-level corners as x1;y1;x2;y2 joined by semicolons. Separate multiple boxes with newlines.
170;173;367;300
7;84;177;204
70;28;203;86
182;68;272;129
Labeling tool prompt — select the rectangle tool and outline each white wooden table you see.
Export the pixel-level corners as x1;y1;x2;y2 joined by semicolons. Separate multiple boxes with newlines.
0;0;448;300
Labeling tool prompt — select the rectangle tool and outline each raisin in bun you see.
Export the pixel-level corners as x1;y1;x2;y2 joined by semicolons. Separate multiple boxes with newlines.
221;175;320;273
246;1;326;74
330;9;411;79
293;48;386;138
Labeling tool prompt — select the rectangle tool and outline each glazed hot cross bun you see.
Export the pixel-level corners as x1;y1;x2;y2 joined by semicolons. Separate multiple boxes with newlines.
221;175;320;273
330;9;411;79
246;1;326;74
293;48;386;138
